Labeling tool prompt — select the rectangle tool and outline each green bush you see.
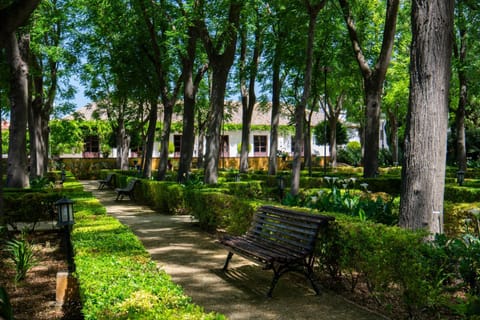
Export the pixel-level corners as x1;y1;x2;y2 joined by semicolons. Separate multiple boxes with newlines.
5;230;37;283
185;188;257;235
3;191;62;231
318;214;439;316
222;181;263;199
337;141;362;166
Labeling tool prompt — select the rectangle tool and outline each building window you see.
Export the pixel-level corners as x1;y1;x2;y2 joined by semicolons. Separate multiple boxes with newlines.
174;135;182;157
83;135;99;158
254;135;267;156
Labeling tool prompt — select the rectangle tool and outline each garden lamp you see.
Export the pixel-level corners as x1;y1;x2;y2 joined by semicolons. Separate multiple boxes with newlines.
55;197;75;272
55;197;75;227
457;170;465;186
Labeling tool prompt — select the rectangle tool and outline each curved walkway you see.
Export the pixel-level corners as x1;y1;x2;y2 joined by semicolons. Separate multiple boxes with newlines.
82;180;387;320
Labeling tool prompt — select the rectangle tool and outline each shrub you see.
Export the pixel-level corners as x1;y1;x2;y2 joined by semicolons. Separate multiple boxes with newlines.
337;141;362;166
5;230;37;283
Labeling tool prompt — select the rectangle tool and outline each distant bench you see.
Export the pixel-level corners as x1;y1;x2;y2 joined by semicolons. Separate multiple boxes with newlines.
98;173;116;190
115;179;139;201
219;205;334;297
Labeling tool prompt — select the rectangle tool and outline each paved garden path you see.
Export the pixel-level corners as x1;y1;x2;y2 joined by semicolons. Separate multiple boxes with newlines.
82;180;387;320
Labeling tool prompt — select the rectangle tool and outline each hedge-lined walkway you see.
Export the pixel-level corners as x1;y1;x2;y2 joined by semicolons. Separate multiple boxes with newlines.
81;180;386;320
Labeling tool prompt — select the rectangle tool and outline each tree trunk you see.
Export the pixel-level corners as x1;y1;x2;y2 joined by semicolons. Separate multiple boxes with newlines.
455;27;467;172
196;114;206;169
177;25;206;182
29;51;56;179
142;98;157;179
363;85;381;177
329;116;338;168
268;40;282;176
157;102;173;181
204;67;229;184
239;17;262;174
116;112;130;170
291;1;325;195
399;0;454;235
387;106;399;165
199;1;242;184
338;0;399;178
6;32;29;188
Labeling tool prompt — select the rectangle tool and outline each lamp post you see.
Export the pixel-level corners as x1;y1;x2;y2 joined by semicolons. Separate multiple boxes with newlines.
457;170;465;186
61;169;66;183
55;197;75;272
276;174;285;202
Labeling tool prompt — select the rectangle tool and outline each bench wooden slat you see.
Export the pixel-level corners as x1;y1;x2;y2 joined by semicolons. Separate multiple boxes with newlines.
219;205;334;297
115;179;139;201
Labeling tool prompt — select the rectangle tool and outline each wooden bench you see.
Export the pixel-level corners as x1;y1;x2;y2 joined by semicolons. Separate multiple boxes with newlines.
115;179;139;201
98;173;116;190
219;205;334;297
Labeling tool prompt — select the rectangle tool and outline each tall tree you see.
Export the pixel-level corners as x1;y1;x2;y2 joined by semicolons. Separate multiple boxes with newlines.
266;1;289;176
28;0;73;179
197;0;243;184
338;0;400;178
133;0;183;181
176;0;209;182
291;0;326;196
1;0;41;190
399;0;454;234
5;32;30;188
452;0;479;172
238;2;265;173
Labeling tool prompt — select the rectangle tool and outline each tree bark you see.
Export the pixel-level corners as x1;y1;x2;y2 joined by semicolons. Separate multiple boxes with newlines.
115;108;130;171
28;49;57;179
338;0;399;178
198;1;242;184
268;29;284;176
454;27;467;172
157;102;174;181
291;0;326;195
399;0;454;235
177;9;208;182
387;105;399;165
6;33;30;188
142;98;157;179
0;0;41;47
239;14;262;173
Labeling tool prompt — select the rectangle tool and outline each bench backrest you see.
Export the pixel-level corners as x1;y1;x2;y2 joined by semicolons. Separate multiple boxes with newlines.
125;179;138;190
246;205;334;257
105;173;115;182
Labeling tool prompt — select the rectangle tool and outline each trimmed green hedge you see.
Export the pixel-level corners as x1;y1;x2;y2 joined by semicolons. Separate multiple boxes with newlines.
184;188;258;235
70;190;223;320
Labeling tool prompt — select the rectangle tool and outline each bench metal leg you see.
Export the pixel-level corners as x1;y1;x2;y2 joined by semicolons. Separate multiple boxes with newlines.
222;252;234;271
305;265;321;295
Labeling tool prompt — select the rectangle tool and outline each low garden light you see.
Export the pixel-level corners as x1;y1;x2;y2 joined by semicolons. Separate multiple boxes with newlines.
457;170;465;186
61;169;66;183
55;197;75;272
276;174;285;201
55;197;75;227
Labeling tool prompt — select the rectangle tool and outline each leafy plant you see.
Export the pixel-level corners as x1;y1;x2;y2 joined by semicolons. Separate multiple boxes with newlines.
30;176;54;189
5;230;37;283
306;177;398;224
0;286;13;320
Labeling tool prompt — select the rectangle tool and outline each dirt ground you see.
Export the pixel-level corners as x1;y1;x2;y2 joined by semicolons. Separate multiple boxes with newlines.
0;229;83;320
